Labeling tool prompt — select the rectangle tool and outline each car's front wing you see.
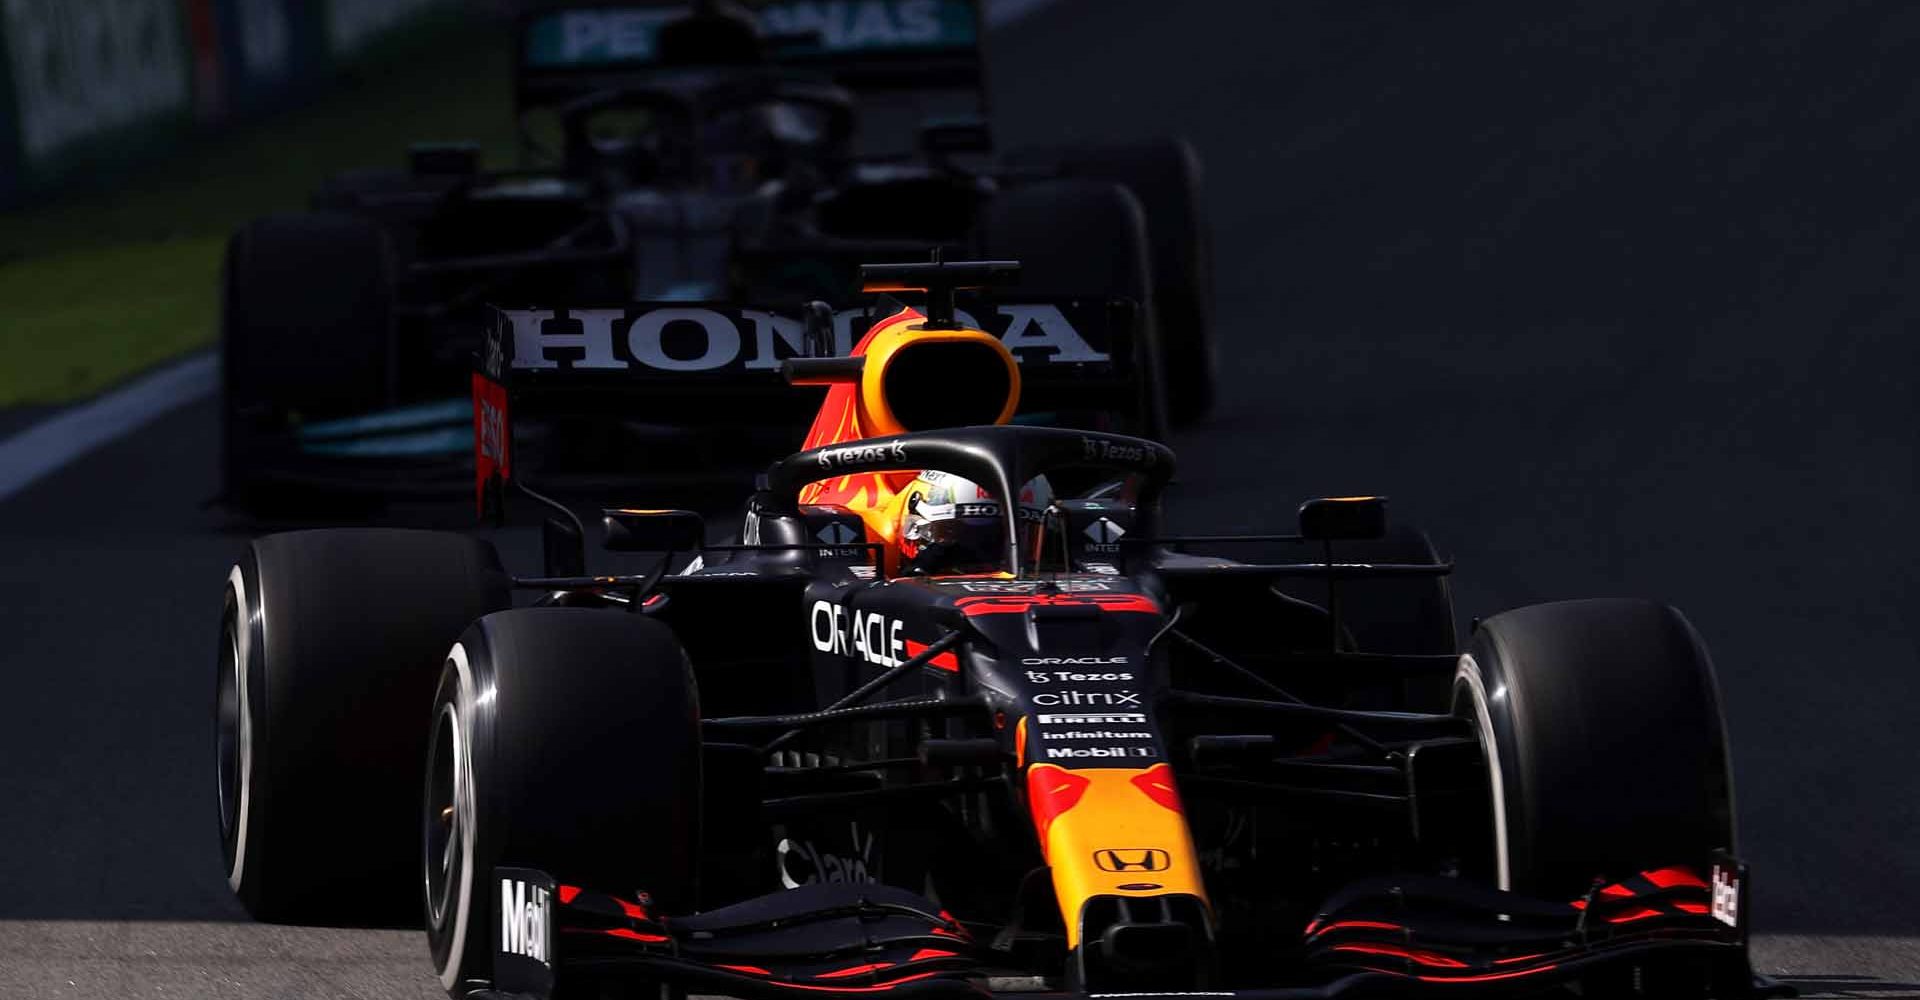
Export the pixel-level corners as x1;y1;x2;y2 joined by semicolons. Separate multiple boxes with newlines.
478;859;1777;1000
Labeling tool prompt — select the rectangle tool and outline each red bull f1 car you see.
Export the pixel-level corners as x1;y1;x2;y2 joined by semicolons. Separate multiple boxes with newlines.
215;260;1771;999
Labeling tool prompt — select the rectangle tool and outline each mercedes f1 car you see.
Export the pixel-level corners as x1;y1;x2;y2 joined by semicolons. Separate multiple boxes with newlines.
219;0;1212;511
216;260;1767;999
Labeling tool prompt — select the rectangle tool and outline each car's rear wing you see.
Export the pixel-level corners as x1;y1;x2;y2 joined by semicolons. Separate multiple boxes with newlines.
515;0;985;111
470;296;1154;510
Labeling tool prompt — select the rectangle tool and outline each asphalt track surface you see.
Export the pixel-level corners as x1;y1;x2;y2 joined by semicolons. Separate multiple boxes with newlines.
3;1;1918;996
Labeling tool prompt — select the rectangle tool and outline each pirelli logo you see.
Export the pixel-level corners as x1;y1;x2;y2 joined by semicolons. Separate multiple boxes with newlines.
1092;848;1171;873
1036;712;1147;726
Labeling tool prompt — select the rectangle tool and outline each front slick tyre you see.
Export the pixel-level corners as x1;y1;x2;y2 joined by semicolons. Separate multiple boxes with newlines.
426;609;701;999
1454;598;1736;899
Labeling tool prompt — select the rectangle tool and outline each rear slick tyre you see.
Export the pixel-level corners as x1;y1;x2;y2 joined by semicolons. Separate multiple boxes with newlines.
218;529;508;924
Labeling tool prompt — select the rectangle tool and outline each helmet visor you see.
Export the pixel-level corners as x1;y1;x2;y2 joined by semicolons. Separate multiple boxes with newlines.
906;503;1046;575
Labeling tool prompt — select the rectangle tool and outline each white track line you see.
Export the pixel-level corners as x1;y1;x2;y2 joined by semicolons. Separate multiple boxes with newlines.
0;0;1063;506
0;350;218;503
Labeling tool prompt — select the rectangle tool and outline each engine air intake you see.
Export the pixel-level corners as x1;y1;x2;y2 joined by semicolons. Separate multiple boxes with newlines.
882;339;1014;431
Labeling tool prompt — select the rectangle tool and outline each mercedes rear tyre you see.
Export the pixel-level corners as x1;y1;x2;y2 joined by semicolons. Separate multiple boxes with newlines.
221;211;395;512
1453;598;1736;899
1008;139;1215;424
426;609;701;999
218;529;509;924
974;178;1168;441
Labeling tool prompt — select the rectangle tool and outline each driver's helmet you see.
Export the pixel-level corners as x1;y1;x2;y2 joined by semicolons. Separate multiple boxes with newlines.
698;100;841;193
897;471;1054;575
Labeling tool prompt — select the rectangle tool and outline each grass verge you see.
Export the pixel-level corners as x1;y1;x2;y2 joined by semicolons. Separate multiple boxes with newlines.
0;237;224;404
0;20;516;407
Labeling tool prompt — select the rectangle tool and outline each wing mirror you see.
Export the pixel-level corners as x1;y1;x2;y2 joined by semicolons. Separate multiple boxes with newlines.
1298;496;1386;541
782;300;866;383
801;300;836;357
603;509;705;552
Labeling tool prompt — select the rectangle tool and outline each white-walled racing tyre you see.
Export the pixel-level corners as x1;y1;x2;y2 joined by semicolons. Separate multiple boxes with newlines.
218;529;509;923
425;609;701;999
1453;598;1736;899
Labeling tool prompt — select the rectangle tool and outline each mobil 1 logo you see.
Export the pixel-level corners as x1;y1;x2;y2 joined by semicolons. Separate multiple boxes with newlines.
494;867;556;994
1045;744;1157;761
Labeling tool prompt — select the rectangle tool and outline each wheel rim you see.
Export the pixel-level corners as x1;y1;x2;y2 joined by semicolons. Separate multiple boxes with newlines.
215;624;242;838
424;700;468;931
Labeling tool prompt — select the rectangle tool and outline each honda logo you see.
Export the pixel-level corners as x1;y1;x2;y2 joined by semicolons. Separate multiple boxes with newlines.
502;304;1109;372
1092;848;1170;873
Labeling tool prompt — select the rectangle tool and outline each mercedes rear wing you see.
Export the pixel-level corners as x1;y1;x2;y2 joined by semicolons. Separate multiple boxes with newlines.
515;0;985;111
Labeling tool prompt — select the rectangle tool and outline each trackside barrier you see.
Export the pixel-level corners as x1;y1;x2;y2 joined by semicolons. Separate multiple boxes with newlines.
0;0;468;208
